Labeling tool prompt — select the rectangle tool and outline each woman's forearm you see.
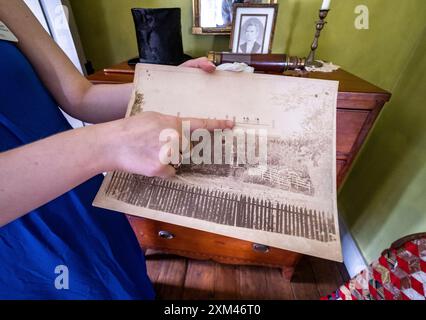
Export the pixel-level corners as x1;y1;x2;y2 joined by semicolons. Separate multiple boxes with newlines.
0;124;110;226
0;111;233;227
71;58;216;124
70;83;133;124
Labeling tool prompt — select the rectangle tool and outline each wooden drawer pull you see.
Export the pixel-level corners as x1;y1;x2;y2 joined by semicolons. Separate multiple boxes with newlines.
158;231;175;240
252;243;270;253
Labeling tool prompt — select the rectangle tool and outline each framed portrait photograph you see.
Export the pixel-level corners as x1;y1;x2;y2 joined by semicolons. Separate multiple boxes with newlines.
230;3;278;54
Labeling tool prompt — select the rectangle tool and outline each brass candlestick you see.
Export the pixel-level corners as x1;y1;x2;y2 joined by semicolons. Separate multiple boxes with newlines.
306;9;330;68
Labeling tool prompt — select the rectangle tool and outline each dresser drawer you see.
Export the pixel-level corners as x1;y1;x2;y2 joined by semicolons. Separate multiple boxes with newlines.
336;109;369;154
128;216;301;268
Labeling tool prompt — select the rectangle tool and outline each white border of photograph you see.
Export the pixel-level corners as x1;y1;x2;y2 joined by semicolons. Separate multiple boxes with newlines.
230;4;278;54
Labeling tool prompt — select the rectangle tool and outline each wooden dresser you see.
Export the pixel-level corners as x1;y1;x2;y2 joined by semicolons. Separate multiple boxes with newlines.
88;62;391;280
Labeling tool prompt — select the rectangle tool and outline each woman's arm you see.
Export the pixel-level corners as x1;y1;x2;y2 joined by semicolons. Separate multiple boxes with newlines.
75;57;216;123
0;122;107;225
0;0;216;123
0;112;233;227
0;0;120;123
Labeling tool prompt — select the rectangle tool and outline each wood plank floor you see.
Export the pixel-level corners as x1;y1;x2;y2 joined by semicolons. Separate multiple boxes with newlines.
145;250;350;300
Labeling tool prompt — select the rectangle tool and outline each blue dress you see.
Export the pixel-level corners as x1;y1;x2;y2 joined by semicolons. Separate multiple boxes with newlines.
0;40;155;299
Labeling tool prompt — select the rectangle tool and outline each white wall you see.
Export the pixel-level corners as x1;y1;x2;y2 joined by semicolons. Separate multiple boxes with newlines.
23;0;86;129
23;0;50;33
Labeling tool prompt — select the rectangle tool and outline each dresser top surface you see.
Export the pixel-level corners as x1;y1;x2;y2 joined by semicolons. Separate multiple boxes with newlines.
88;61;391;102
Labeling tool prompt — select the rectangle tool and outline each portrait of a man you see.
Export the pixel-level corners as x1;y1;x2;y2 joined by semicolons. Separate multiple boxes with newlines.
229;3;278;54
238;17;265;54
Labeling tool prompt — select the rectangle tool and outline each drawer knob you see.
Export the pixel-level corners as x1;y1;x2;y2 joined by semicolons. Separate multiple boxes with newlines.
252;243;270;253
158;230;175;240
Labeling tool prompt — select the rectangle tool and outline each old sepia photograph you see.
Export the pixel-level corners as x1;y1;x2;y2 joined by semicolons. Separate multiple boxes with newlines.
94;64;341;262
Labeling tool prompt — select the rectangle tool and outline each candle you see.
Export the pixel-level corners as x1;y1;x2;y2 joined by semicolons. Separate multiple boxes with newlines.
321;0;331;10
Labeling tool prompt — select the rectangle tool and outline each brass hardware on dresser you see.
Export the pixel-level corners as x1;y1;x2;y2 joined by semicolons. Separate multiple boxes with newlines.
253;244;270;253
158;231;175;240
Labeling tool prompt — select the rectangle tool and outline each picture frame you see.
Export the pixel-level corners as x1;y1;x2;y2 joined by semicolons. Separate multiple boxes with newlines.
192;0;278;35
230;3;279;54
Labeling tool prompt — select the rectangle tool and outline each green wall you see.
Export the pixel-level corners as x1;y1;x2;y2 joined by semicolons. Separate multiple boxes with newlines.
339;28;426;262
70;0;426;263
70;0;426;92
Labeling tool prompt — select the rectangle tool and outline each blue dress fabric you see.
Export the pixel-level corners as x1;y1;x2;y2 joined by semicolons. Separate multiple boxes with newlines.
0;40;155;299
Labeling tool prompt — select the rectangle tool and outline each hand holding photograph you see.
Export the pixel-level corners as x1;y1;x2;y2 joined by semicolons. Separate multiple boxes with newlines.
93;64;342;262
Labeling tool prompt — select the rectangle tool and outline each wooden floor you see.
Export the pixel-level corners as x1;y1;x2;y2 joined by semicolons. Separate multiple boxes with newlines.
145;250;350;300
